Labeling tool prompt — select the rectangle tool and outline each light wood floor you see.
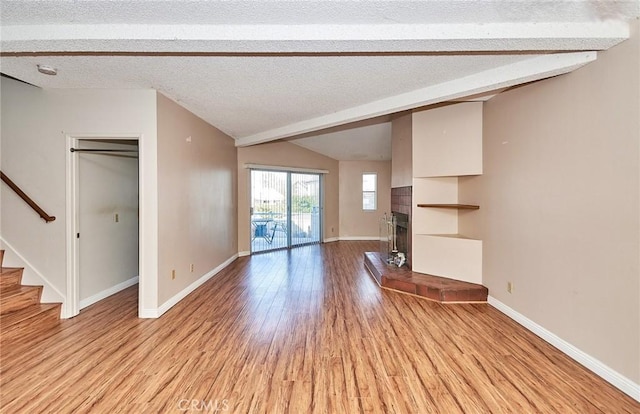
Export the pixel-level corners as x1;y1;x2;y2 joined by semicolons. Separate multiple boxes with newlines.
1;241;638;413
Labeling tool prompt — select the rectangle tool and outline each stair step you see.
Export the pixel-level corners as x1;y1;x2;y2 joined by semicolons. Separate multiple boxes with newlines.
0;251;62;340
0;303;61;332
1;267;24;287
0;285;42;314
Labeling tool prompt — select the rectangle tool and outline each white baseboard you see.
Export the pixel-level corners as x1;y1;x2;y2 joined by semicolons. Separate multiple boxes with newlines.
238;251;250;257
79;276;139;310
0;237;67;314
138;307;160;318
324;236;382;242
143;253;238;319
488;296;640;402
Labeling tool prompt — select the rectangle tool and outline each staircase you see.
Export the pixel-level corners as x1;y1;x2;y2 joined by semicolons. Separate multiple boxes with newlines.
0;250;61;340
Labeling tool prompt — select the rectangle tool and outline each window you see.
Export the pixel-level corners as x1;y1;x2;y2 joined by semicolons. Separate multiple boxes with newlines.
362;173;377;210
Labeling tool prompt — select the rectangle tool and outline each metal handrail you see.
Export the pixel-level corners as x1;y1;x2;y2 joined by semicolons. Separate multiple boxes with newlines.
0;171;56;222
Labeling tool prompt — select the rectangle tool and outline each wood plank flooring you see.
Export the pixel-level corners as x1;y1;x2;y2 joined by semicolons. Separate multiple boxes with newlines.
1;241;638;413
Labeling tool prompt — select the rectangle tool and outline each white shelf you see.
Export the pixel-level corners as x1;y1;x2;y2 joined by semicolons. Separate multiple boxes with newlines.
417;233;479;240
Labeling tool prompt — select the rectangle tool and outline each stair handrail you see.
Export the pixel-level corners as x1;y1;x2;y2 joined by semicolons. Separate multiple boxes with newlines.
0;170;56;223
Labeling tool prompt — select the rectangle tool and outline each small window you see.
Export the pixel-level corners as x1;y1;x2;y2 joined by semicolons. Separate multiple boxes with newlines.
362;173;377;211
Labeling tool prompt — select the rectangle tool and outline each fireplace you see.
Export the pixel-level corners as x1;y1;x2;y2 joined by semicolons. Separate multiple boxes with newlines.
390;186;412;267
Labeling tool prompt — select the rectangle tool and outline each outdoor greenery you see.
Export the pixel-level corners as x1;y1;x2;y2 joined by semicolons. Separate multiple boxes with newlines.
253;195;317;214
292;195;317;213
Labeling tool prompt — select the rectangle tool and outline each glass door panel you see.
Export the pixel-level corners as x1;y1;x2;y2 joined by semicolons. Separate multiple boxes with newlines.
250;170;288;253
291;173;321;246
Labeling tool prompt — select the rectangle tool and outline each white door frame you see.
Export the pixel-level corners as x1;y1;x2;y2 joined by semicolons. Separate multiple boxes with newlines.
65;134;141;318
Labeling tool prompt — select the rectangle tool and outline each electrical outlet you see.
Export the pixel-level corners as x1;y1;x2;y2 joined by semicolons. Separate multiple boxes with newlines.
171;269;176;280
507;282;513;293
190;264;194;272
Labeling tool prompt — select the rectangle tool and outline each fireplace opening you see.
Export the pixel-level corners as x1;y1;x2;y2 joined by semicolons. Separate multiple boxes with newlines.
392;211;409;262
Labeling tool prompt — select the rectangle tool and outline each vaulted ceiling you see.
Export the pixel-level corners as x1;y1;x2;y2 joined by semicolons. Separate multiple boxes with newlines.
1;1;638;160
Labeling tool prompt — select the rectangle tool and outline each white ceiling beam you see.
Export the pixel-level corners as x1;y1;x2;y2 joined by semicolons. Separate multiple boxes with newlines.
0;22;628;53
235;51;597;147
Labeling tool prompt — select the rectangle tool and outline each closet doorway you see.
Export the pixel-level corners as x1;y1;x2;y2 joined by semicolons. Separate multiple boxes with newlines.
250;169;322;253
66;136;140;317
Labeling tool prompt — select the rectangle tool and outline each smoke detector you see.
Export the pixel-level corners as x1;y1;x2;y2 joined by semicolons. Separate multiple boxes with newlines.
37;64;57;76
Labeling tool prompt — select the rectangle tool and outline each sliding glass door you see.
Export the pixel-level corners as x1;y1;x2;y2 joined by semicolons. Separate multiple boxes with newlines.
250;169;321;253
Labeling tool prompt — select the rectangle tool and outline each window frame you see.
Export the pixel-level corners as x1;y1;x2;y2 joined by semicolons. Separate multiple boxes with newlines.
362;172;377;211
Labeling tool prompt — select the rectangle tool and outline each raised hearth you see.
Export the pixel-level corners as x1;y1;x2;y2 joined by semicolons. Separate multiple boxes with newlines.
364;252;488;303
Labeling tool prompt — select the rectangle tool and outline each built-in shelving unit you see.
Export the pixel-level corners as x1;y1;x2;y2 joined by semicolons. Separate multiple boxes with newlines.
411;102;483;285
416;204;479;210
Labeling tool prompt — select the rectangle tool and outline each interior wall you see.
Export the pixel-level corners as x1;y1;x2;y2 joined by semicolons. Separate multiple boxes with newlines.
391;114;412;188
237;141;339;252
156;93;238;306
339;160;391;239
459;19;640;383
412;102;483;178
78;140;139;306
0;77;158;314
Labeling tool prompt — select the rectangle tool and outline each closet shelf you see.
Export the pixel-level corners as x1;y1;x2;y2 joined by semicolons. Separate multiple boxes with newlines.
416;204;479;210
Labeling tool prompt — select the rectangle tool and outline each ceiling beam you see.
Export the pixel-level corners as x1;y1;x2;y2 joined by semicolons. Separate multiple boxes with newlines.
235;51;597;147
0;21;628;53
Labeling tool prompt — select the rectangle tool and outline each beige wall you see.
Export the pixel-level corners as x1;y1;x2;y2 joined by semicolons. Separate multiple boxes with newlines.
157;93;237;305
412;102;482;177
0;77;158;315
391;114;412;188
339;160;391;238
459;20;640;382
237;141;339;252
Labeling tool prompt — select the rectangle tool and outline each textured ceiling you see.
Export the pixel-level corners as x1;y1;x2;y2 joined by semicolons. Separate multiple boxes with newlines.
0;53;531;138
1;1;638;160
292;122;393;161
